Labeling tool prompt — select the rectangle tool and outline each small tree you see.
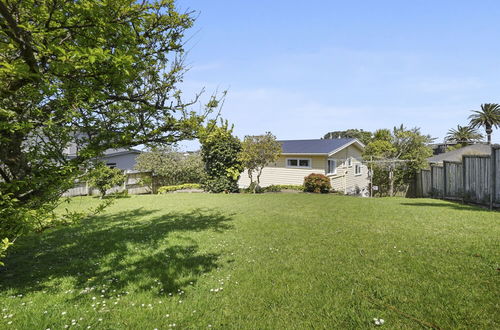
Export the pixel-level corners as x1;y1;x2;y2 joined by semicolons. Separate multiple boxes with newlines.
86;163;126;198
239;132;281;193
199;120;243;193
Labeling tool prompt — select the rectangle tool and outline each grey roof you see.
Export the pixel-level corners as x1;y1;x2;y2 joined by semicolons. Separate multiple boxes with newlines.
427;144;491;163
102;148;142;156
279;138;359;154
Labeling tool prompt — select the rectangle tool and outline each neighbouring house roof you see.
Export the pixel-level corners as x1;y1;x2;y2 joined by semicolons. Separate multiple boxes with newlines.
67;147;142;158
427;144;491;163
279;138;363;155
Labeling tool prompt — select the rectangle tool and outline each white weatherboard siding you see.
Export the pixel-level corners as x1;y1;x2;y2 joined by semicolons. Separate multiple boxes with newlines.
238;144;369;194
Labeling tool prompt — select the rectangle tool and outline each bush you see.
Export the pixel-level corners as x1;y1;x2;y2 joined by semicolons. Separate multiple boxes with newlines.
157;183;202;194
135;148;204;186
199;120;243;193
263;185;304;192
303;174;331;193
85;163;126;198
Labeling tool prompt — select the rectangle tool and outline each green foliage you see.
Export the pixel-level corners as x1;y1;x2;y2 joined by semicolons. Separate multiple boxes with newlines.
263;184;304;192
468;103;500;144
135;147;204;186
0;0;212;259
85;163;125;198
157;183;202;194
364;125;434;196
323;129;373;145
303;173;331;193
239;132;281;193
199;120;243;193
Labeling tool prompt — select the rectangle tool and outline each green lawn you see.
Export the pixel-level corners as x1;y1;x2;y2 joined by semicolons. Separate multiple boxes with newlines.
0;194;498;329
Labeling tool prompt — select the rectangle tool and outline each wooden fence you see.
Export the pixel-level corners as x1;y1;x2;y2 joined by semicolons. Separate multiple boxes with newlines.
62;171;155;197
416;145;500;208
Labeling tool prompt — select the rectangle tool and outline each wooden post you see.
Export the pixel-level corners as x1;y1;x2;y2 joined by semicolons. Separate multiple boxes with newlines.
443;161;447;198
491;146;497;210
430;165;434;198
462;156;467;203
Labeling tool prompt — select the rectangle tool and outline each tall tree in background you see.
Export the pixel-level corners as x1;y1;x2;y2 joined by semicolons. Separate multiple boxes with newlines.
445;125;483;148
323;129;372;145
468;103;500;144
239;132;281;193
0;0;215;258
364;126;433;196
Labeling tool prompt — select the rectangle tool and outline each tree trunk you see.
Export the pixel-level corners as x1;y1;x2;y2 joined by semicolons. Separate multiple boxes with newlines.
486;125;492;144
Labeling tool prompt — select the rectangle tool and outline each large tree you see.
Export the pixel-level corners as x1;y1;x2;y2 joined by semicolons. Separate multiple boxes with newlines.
364;126;433;197
0;0;214;255
323;129;372;145
468;103;500;144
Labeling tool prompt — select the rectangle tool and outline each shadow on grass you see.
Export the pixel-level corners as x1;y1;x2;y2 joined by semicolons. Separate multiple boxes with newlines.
0;207;233;297
400;200;490;212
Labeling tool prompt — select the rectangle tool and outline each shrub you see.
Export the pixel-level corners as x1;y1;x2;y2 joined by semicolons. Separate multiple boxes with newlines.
303;174;331;193
157;183;202;194
85;163;126;198
135;147;204;186
263;185;304;192
199;120;243;193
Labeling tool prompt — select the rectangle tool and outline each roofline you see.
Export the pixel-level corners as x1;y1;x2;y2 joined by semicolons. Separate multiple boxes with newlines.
327;139;365;156
281;152;329;156
100;150;142;158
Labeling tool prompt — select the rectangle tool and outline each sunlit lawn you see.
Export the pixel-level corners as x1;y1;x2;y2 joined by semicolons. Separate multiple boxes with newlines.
0;194;498;329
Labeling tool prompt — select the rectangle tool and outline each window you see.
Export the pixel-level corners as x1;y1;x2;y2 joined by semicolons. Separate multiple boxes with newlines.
355;164;362;175
327;159;337;175
106;163;117;169
347;157;352;167
286;158;311;168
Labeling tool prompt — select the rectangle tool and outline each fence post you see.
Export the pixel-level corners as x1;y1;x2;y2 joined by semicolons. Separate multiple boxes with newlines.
430;165;434;197
491;146;497;210
443;161;447;198
462;156;466;204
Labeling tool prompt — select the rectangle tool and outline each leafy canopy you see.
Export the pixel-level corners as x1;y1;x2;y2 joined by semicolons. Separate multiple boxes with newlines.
135;147;204;186
0;0;215;260
239;132;281;192
85;163;126;198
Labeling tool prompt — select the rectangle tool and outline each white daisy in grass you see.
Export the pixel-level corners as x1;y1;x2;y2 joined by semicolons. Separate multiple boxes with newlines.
61;311;67;315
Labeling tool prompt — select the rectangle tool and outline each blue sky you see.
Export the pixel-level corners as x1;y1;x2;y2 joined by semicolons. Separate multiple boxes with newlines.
175;0;500;149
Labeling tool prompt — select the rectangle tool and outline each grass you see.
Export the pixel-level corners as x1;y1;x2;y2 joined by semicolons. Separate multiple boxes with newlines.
0;194;499;329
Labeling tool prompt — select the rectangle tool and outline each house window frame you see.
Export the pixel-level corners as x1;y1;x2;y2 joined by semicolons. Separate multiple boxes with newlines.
286;158;312;169
327;159;337;175
347;157;352;167
354;163;362;175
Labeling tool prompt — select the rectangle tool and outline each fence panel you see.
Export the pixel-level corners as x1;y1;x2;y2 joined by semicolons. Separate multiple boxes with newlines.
63;171;153;197
494;147;500;205
463;156;491;204
420;169;432;197
431;165;444;197
443;161;463;199
62;181;88;197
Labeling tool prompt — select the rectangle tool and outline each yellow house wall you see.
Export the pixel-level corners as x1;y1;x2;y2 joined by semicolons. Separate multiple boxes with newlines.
238;144;370;194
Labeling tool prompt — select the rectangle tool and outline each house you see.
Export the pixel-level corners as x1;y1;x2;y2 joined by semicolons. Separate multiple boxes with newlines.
238;138;369;194
65;145;142;170
427;144;491;165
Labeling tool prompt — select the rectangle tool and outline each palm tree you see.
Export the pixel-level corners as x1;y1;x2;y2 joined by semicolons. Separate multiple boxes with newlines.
445;125;483;145
468;103;500;144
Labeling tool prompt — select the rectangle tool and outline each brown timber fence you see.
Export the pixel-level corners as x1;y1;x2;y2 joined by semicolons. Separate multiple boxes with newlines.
416;145;500;209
